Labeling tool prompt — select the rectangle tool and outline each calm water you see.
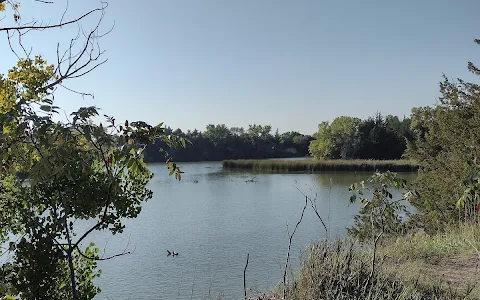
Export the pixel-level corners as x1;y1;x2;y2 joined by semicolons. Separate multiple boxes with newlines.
79;162;414;299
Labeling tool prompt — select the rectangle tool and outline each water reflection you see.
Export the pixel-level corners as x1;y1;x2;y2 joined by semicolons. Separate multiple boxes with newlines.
88;162;416;299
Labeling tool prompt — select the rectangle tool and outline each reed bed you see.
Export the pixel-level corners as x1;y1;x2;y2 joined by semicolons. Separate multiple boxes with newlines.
222;159;419;173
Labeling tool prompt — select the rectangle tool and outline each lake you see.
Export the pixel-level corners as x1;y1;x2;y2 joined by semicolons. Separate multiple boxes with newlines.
82;162;415;299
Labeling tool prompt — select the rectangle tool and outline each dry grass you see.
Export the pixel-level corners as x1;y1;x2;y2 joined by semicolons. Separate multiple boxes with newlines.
380;224;480;262
379;224;480;298
254;224;480;300
253;240;473;300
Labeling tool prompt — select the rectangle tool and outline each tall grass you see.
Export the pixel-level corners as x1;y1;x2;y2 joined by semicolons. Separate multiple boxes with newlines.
278;241;473;300
223;159;419;173
381;224;480;262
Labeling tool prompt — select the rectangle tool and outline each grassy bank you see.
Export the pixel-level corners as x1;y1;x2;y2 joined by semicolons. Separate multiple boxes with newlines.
256;225;480;300
223;159;419;173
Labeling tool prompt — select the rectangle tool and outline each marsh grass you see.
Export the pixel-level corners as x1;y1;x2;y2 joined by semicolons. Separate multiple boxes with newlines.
222;159;419;173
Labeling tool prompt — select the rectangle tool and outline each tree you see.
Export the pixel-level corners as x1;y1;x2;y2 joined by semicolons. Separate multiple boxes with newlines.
348;171;411;242
406;39;480;231
309;117;361;159
355;113;408;160
204;124;231;144
246;124;272;140
329;116;361;159
310;114;411;160
309;121;332;159
230;126;245;136
0;2;184;299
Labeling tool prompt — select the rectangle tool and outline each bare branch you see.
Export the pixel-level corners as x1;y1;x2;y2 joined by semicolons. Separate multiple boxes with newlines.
75;244;133;261
60;0;68;24
6;29;20;59
244;253;249;300
59;84;94;99
294;186;328;236
283;195;308;300
0;5;106;32
75;235;134;261
41;7;109;93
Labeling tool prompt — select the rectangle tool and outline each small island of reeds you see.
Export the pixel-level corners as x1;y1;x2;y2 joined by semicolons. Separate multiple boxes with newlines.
222;159;419;173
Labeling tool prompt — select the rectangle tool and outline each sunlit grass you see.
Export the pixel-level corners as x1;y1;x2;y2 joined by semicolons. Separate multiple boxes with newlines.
381;224;480;262
222;159;419;172
273;240;471;300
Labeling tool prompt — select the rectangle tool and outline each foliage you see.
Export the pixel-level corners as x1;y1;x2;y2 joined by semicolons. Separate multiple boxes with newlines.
144;125;313;162
405;39;480;231
223;159;419;173
0;55;185;299
348;171;413;242
308;121;332;159
309;114;411;160
0;3;186;296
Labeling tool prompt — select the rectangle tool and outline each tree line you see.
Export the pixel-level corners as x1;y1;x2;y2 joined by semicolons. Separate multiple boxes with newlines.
143;113;412;162
309;114;412;160
143;124;313;162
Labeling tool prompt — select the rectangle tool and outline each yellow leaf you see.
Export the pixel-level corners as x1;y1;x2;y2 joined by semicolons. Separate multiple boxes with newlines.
0;3;6;11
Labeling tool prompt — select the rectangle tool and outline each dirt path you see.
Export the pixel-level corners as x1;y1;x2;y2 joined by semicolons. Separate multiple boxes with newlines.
421;252;480;297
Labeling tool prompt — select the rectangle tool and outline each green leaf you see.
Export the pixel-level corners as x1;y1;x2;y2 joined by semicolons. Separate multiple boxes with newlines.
456;197;465;208
40;105;51;112
127;157;134;168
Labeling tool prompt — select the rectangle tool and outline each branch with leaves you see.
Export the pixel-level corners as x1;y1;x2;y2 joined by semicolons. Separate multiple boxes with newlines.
0;1;187;299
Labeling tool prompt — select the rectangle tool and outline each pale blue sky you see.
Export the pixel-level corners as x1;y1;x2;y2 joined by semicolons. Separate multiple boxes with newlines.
1;0;479;134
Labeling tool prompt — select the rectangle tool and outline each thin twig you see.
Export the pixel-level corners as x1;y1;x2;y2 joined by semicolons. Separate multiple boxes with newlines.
0;5;105;32
75;244;132;261
294;186;328;235
244;253;249;300
59;83;94;99
283;195;308;300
